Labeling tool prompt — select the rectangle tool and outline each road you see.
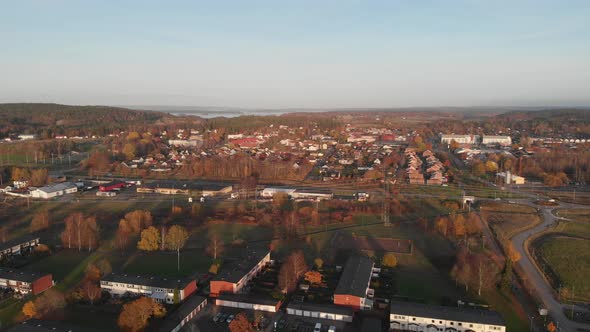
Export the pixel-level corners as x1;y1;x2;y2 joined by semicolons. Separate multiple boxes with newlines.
510;200;590;331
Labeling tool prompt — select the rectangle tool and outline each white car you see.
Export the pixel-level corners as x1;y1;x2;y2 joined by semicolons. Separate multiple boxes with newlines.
314;323;322;332
328;326;337;332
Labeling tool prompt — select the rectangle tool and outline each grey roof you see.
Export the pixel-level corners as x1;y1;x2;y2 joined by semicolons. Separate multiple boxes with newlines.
287;302;354;316
334;255;374;298
101;273;194;290
157;295;207;332
0;234;39;252
34;182;77;193
0;269;50;283
6;319;106;332
217;293;279;306
389;301;506;326
212;247;269;283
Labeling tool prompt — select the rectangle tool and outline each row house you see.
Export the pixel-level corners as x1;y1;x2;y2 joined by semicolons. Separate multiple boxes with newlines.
0;270;53;295
100;274;197;304
210;248;271;297
333;255;376;310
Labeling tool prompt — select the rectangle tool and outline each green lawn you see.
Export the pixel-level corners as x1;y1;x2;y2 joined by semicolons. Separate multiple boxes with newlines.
123;250;212;278
552;221;590;239
538;236;590;301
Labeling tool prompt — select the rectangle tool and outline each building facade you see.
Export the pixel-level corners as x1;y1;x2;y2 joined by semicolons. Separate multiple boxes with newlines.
30;182;78;199
481;136;512;146
441;135;477;145
100;274;196;304
0;270;53;295
286;303;354;322
389;301;506;332
158;295;207;332
0;235;40;259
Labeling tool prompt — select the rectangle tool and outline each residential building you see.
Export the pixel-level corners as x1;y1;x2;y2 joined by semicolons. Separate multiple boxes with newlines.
0;270;53;295
210;248;271;297
215;294;281;313
286;302;354;322
30;182;78;199
100;274;197;304
389;301;506;332
334;255;375;310
496;171;525;185
441;134;477;145
157;295;207;332
168;139;203;148
0;235;40;259
481;135;512;146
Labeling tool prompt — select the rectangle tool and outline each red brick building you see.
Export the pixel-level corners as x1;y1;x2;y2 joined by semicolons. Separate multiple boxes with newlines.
99;180;126;192
0;270;54;295
333;256;375;310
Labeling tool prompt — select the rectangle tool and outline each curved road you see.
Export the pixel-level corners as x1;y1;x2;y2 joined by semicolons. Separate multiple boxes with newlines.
511;201;590;331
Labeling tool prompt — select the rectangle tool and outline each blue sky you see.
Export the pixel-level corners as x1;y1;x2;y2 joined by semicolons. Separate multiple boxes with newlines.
1;0;589;108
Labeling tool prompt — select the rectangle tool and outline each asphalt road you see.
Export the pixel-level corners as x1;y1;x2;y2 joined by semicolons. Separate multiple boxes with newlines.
510;200;590;331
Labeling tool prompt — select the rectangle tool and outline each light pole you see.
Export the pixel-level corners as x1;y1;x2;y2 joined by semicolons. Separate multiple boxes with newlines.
529;316;534;332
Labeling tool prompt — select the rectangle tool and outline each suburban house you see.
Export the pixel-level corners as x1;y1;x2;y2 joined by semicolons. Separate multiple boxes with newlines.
389;301;506;332
0;270;54;295
30;182;78;199
210;248;271;297
100;274;197;304
157;295;208;332
0;235;40;260
333;255;375;310
286;302;354;322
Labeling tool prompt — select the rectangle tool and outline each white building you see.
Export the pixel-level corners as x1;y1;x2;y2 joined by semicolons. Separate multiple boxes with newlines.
389;301;506;332
30;182;78;199
100;274;196;304
216;294;279;313
496;171;525;185
18;134;37;140
168;139;203;148
261;187;296;198
286;303;354;323
441;134;477;145
482;135;512;146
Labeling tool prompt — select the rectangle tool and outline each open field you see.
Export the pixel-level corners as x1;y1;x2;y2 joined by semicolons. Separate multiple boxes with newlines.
551;221;590;239
536;236;590;301
545;190;590;205
479;202;541;239
556;208;590;223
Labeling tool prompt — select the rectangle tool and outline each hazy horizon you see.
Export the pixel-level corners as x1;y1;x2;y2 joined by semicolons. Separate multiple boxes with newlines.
1;1;589;108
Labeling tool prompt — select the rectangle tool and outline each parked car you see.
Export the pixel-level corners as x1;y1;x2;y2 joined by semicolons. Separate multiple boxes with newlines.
314;323;322;332
212;312;222;323
226;314;235;324
328;326;337;332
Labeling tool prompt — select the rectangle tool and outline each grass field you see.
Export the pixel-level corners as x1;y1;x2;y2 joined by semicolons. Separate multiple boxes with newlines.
123;250;212;278
480;202;541;239
556;208;590;223
552;221;590;239
538;236;590;301
546;191;590;205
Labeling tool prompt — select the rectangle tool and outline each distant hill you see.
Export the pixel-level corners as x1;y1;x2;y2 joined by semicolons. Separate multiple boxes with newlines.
0;103;167;137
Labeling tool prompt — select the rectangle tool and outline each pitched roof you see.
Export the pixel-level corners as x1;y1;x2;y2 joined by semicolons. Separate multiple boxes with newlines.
156;295;207;332
0;269;50;283
389;301;506;326
334;255;374;298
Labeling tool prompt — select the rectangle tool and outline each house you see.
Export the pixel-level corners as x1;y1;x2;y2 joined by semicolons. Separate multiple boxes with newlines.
210;248;271;297
496;171;525;185
30;182;78;199
389;301;506;332
98;180;126;192
100;274;196;304
482;135;512;146
215;294;281;313
157;295;207;332
334;256;375;310
0;270;53;295
0;235;40;259
286;302;354;322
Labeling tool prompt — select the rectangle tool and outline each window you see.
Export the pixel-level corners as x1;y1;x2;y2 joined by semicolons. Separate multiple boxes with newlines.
412;318;416;321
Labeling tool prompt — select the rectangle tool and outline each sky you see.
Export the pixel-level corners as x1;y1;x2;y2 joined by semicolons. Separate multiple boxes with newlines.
1;0;589;109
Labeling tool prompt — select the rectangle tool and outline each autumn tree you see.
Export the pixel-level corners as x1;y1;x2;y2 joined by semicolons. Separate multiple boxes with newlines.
117;297;166;332
30;168;48;186
30;209;50;232
229;312;253;332
22;289;66;319
164;225;189;271
60;213;99;251
124;210;153;233
314;257;323;269
22;301;36;318
137;226;160;251
453;214;466;238
304;271;322;285
206;234;224;260
279;250;308;293
382;253;398;267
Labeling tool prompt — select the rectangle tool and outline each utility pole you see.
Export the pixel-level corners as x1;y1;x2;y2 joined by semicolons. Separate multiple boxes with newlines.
382;161;390;226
